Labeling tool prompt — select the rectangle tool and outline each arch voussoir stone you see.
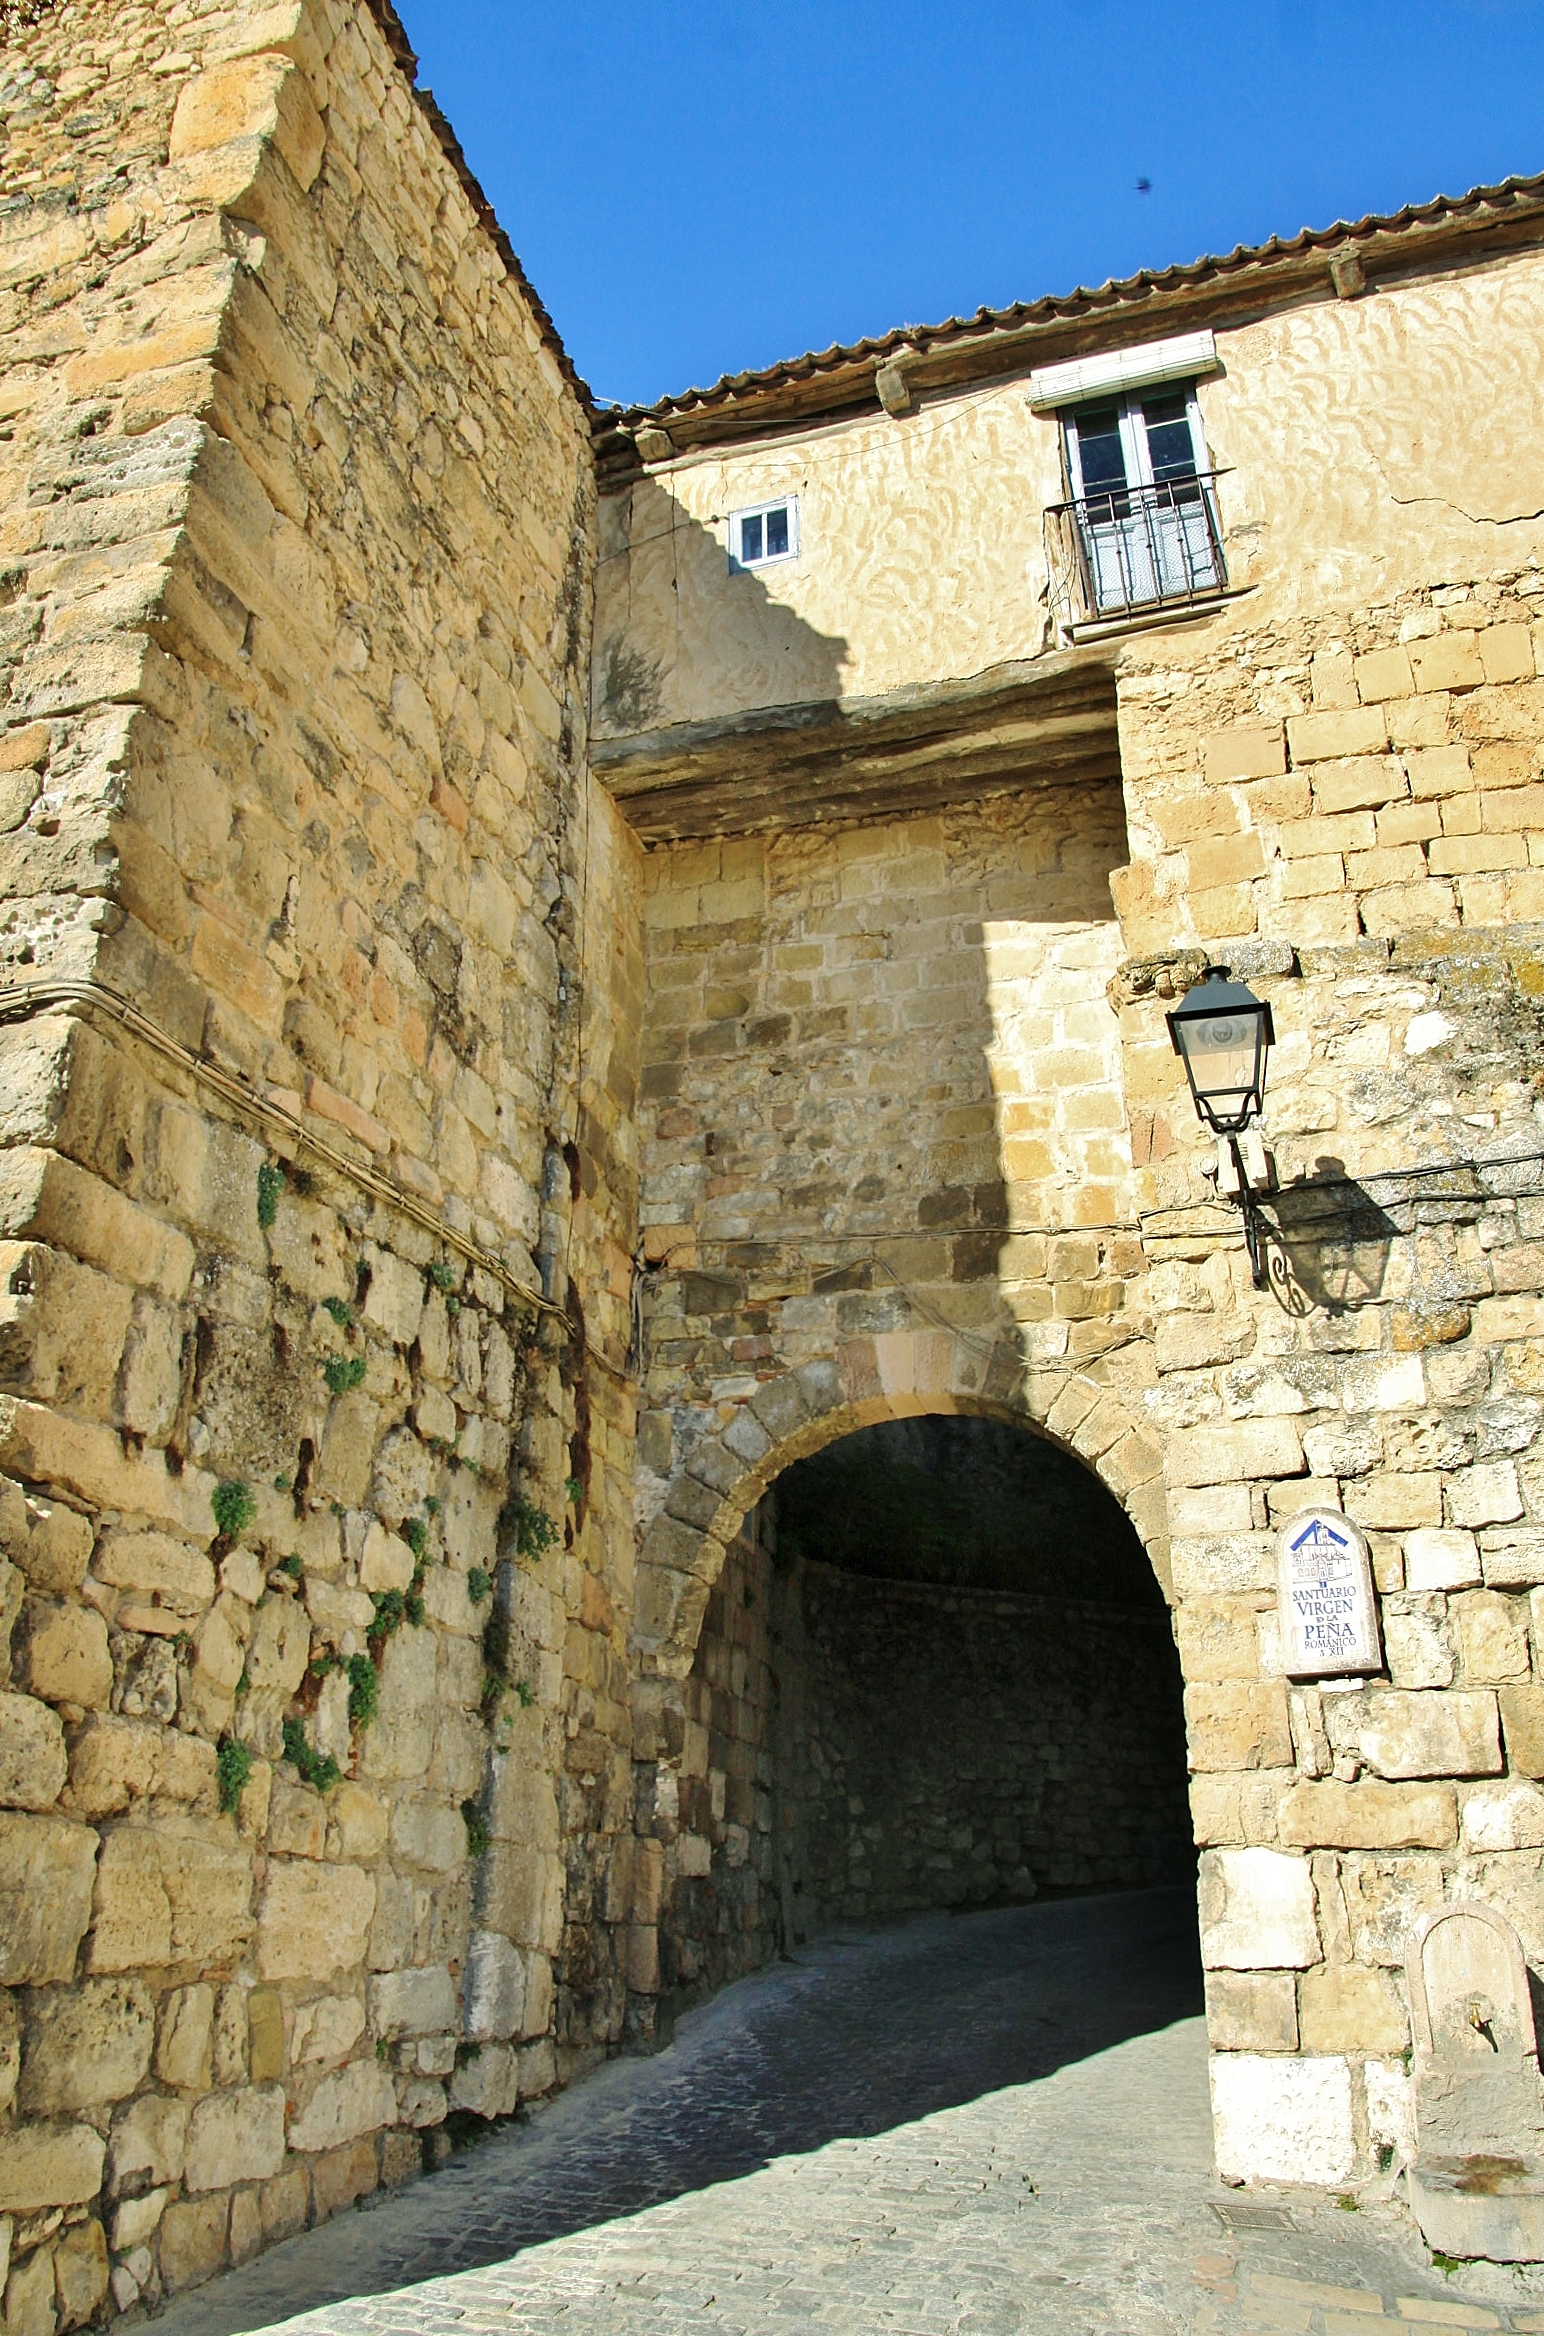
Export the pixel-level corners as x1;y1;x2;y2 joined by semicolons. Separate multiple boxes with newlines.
631;1329;1171;1675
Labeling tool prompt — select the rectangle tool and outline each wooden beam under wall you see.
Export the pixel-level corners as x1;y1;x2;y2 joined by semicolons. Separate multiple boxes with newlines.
590;648;1122;843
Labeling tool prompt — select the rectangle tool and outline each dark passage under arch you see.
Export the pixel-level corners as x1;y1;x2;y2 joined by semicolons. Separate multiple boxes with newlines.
659;1414;1195;2014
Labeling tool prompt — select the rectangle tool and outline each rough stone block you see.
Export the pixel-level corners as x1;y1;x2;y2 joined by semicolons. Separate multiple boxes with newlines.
1175;1597;1268;1682
1383;1603;1456;1689
19;1979;153;2116
156;1986;214;2091
1198;1847;1319;1969
255;1859;374;1981
361;1250;424;1348
259;2168;309;2245
1404;1527;1480;1592
368;1966;457;2040
0;2124;104;2214
67;1717;216;1820
1447;1459;1524;1528
1459;1778;1544;1850
4;2244;54;2336
1210;2052;1354;2185
89;1826;253;1972
52;2217;107;2334
310;2136;379;2220
477;1844;564;1953
108;2094;187;2194
1452;1588;1531;1682
1276;1779;1456;1850
1499;1684;1544;1776
448;2041;519;2119
1203;727;1286;782
518;2046;553;2102
184;2087;286;2192
1287;707;1389;763
1204;1968;1298;2051
0;1693;65;1811
286;2057;396;2154
1184;1681;1293;1771
1297;1962;1409;2053
1167;1420;1303;1488
11;1603;110;1712
1322;1687;1502;1779
462;1932;524;2043
291;1996;365;2071
1346;1473;1444;1530
1481;1529;1544;1587
0;1814;97;1984
156;2194;228;2295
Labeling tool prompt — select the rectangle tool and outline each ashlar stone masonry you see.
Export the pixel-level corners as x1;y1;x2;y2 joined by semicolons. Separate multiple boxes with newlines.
2;0;1544;2314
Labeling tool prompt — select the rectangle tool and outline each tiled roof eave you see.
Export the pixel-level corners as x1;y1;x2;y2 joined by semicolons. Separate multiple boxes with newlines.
596;168;1544;456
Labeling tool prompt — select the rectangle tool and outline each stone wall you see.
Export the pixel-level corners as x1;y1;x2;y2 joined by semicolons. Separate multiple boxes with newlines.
0;0;642;2320
1110;583;1544;2184
632;778;1147;1560
642;1506;782;2022
792;1563;1191;1919
601;227;1544;2191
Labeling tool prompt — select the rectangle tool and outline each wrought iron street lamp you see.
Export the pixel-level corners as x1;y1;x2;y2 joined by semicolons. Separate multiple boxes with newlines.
1167;966;1275;1288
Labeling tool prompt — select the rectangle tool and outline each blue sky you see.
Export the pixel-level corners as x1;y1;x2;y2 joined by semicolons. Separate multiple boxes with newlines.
395;1;1544;412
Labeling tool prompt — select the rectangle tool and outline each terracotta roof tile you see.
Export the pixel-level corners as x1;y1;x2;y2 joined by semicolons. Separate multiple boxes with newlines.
602;169;1544;433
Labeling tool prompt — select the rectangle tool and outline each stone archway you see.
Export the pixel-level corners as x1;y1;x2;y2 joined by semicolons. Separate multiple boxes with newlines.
623;1327;1176;2037
631;1328;1168;1680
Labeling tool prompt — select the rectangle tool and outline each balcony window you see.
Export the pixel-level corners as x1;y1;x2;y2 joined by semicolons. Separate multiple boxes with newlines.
1051;385;1225;625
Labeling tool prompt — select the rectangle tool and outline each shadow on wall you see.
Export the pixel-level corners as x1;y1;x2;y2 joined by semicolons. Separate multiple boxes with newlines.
592;475;849;738
1266;1155;1401;1316
774;1413;1164;1600
630;752;1146;1691
772;1418;1194;1932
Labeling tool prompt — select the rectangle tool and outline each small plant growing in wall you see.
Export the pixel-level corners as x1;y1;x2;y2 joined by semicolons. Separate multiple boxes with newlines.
429;1260;458;1292
280;1716;341;1794
346;1651;378;1726
323;1355;367;1395
322;1296;354;1329
460;1798;490;1858
500;1494;558;1561
256;1161;284;1230
514;1678;536;1708
467;1566;491;1604
368;1589;406;1654
211;1480;257;1541
216;1736;253;1814
274;1553;303;1583
402;1518;429;1563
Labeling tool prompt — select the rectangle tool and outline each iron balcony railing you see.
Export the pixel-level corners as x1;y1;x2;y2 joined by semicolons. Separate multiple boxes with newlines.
1045;471;1227;630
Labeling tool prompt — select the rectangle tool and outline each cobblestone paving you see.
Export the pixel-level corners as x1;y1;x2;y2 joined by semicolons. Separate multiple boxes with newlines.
154;1889;1544;2336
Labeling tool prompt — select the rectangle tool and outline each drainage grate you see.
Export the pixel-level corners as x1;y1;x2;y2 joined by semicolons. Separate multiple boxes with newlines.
1210;2200;1295;2231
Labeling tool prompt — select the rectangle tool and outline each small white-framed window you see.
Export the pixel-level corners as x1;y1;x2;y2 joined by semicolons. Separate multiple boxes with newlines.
728;496;799;571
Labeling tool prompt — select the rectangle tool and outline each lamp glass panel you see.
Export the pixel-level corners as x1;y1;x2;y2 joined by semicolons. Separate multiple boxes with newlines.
1179;1009;1261;1120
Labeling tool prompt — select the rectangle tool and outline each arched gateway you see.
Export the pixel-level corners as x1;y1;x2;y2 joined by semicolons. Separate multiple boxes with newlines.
631;1328;1169;1678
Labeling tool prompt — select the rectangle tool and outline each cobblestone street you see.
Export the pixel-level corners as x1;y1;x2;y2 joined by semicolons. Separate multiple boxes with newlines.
153;1890;1544;2336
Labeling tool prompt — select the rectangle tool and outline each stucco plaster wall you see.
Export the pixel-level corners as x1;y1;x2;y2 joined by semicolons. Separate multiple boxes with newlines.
594;248;1544;738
